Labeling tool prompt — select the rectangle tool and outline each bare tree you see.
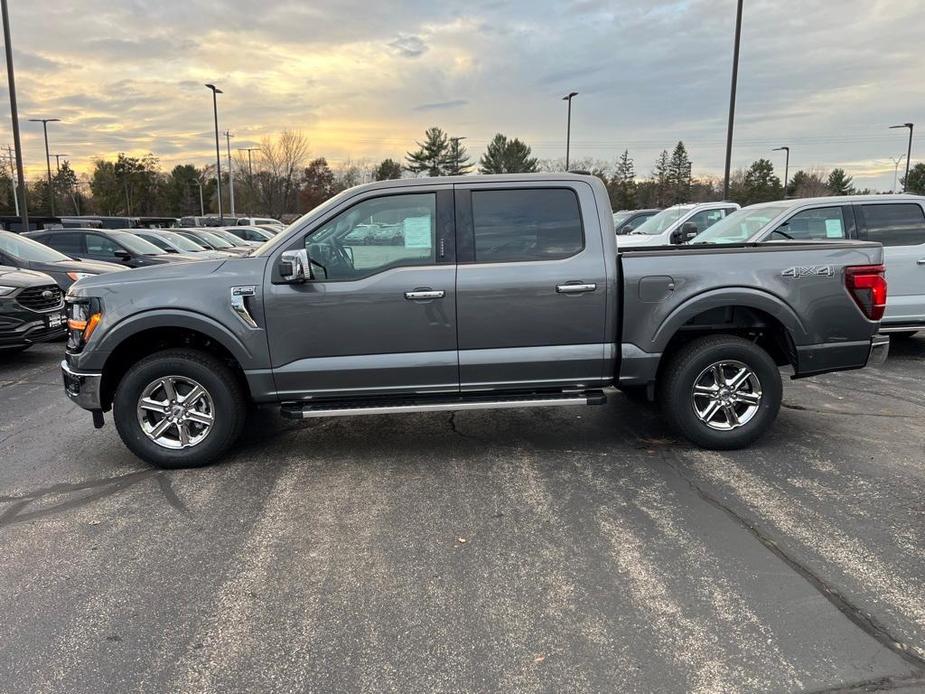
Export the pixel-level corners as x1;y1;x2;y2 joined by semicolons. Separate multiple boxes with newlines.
255;130;311;217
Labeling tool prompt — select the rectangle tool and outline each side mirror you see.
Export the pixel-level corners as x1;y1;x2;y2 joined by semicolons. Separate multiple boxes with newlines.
279;249;312;283
680;222;699;243
619;225;633;235
114;249;132;260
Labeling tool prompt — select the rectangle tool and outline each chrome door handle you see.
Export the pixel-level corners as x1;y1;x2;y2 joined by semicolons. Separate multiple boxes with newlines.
404;290;445;300
556;283;597;294
917;259;925;265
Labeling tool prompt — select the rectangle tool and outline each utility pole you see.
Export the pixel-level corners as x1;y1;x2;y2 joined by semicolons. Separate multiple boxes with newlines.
889;123;914;192
52;153;69;171
772;146;790;193
29;117;60;215
2;0;29;232
237;147;261;177
205;84;223;220
722;0;744;200
224;130;235;218
562;91;578;170
4;145;18;215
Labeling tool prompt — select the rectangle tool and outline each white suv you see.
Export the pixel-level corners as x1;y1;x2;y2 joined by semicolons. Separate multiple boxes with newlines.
618;201;740;247
690;194;925;336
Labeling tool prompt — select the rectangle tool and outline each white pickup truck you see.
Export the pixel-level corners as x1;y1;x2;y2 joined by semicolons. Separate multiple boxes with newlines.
690;194;925;337
617;201;740;247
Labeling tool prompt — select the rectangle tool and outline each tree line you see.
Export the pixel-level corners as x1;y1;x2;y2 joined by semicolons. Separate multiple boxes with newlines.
0;126;920;219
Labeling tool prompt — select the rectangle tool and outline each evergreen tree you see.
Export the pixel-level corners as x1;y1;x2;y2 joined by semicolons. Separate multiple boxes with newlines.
740;158;782;205
299;157;337;210
479;133;539;174
652;150;670;207
827;168;855;195
667;141;692;203
446;137;474;175
405;127;452;177
903;163;925;195
374;158;402;181
608;149;636;210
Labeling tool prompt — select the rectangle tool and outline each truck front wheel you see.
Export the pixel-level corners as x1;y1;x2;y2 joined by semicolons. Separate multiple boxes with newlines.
658;335;782;450
112;349;247;468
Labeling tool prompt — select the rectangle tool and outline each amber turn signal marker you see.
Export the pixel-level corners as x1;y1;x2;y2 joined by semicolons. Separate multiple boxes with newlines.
82;313;102;341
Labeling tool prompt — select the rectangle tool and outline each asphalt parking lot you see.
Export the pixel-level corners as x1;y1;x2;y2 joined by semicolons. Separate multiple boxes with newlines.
1;340;924;693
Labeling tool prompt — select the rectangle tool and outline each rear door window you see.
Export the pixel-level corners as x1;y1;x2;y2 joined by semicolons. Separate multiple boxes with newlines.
85;234;122;257
859;203;925;247
471;188;583;262
778;207;847;240
44;233;84;255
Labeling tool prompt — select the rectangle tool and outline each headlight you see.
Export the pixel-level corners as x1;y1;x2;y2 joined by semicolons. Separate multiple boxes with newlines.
67;271;95;282
66;298;103;352
0;285;15;296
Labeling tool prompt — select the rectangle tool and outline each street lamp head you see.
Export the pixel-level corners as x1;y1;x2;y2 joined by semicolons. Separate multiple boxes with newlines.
205;83;223;94
29;118;60;123
889;123;913;130
562;91;578;101
772;146;789;152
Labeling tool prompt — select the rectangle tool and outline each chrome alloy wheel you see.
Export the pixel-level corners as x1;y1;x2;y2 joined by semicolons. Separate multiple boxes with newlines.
136;375;215;449
691;360;762;431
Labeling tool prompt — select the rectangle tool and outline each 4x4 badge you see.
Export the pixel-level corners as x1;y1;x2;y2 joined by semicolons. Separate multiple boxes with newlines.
781;265;835;278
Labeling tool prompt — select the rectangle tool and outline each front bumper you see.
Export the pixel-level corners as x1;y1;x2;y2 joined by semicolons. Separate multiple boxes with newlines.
61;359;103;410
866;333;890;368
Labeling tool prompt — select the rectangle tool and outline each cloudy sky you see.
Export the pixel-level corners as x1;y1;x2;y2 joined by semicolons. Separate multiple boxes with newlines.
1;0;921;189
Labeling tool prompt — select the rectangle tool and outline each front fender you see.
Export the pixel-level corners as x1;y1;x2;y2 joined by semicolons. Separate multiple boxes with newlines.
76;308;261;372
649;287;809;352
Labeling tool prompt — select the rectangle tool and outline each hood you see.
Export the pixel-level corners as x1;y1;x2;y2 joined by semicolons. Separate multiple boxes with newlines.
0;265;58;288
617;234;667;247
69;258;229;294
48;258;128;273
155;253;205;263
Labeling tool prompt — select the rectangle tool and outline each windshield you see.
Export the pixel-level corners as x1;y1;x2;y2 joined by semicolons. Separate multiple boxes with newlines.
210;229;250;246
0;230;71;263
111;231;165;255
183;230;233;249
612;211;633;226
632;206;690;235
157;230;205;252
691;205;791;244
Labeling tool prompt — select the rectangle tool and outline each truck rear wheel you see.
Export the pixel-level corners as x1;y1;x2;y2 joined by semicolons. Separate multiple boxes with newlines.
113;349;247;468
658;335;781;450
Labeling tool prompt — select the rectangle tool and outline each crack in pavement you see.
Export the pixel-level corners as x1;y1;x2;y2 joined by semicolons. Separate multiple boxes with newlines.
782;402;920;419
806;673;925;693
447;412;487;443
658;452;925;673
0;469;190;527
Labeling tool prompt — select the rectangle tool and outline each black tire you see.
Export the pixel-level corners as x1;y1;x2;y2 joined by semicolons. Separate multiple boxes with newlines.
657;335;782;450
113;349;247;468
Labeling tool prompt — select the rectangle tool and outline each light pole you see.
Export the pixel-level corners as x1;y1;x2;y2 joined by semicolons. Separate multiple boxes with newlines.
449;136;466;175
890;154;906;194
224;130;235;217
28;117;60;215
562;91;578;170
772;146;790;193
51;153;69;172
1;0;28;231
205;84;223;220
237;147;261;177
889;123;914;192
722;0;744;200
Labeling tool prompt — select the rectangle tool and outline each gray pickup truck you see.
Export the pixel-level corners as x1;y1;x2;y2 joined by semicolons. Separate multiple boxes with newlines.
61;174;889;468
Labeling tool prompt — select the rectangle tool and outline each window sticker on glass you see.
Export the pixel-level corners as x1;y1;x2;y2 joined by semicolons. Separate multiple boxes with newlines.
824;219;844;238
403;216;432;249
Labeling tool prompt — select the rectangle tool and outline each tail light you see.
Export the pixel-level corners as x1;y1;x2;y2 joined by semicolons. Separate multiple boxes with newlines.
845;264;887;321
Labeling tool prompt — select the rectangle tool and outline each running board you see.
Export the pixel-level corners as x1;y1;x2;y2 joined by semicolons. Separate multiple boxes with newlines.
280;391;606;419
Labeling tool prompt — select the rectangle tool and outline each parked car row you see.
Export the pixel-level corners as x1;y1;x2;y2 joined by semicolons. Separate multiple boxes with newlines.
0;223;282;351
